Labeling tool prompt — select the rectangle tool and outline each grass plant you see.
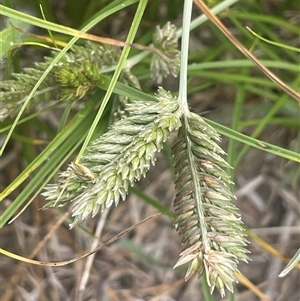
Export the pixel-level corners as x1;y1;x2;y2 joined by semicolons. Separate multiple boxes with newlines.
0;0;299;300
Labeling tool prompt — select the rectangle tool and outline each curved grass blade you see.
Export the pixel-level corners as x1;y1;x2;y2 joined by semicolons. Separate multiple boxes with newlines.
205;118;300;163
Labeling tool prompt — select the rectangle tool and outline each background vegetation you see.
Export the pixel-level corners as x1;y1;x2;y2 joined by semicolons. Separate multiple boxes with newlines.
0;0;299;300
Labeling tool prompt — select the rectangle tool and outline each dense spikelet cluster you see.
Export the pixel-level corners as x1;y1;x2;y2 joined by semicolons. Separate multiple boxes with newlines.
172;113;249;296
43;88;182;227
0;64;58;121
0;42;138;120
151;22;180;84
55;42;140;105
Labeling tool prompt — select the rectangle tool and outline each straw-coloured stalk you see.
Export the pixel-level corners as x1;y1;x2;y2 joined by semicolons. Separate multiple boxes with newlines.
172;112;249;296
43;88;182;227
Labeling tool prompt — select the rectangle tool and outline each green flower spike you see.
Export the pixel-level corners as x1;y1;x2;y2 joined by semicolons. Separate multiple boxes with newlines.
151;22;181;84
172;112;249;296
43;88;182;227
0;42;138;120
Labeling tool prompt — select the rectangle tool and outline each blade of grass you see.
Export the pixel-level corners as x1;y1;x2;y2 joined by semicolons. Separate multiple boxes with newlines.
201;274;215;301
1;3;166;61
0;92;108;228
231;11;300;35
0;18;29;58
246;26;300;53
188;59;299;72
0;1;139;49
240;117;299;128
205;118;300;163
193;0;300;102
76;0;149;162
227;67;248;180
230;10;299;62
228;14;281;62
234;75;300;165
188;70;280;87
120;239;172;268
0;91;101;203
130;187;173;218
279;248;300;277
7;138;83;226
